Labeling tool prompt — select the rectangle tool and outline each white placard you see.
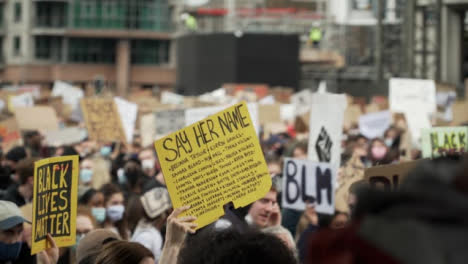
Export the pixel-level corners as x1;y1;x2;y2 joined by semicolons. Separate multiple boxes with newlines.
308;93;347;169
358;111;392;139
52;81;84;109
10;93;34;110
161;91;184;105
114;97;138;143
389;78;436;115
45;127;87;147
291;89;313;116
280;104;295;121
259;95;275;105
282;158;335;214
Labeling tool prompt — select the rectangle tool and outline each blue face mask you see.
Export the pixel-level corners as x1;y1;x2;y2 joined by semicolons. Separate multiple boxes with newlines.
92;207;106;223
80;169;93;184
100;146;112;157
0;242;22;261
71;234;84;251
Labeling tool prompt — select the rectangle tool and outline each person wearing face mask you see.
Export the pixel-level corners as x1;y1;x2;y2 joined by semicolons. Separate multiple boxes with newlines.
0;201;58;264
100;145;112;159
79;188;106;225
368;139;391;166
100;184;130;240
79;158;94;187
131;188;172;263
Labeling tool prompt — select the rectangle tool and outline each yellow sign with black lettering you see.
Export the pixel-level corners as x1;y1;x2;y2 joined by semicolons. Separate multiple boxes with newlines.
155;102;271;229
31;155;79;255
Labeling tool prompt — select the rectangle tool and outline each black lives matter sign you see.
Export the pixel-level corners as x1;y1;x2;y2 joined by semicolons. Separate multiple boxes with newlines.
282;158;335;214
31;156;79;255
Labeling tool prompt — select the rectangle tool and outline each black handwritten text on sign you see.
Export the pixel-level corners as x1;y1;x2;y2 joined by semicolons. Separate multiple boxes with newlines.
282;158;335;215
34;160;72;242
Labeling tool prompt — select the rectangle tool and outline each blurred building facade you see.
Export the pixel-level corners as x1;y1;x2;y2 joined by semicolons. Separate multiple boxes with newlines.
1;0;175;95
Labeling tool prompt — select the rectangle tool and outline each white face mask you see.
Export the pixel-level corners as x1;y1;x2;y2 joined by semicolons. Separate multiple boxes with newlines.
142;159;155;170
107;205;125;222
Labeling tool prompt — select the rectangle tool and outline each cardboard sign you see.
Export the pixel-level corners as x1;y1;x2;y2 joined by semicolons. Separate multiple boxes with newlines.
291;89;313;116
0;118;23;152
389;78;436;115
81;98;126;143
358;111;392;139
185;104;260;134
15;106;59;132
31;156;79;255
154;109;186;138
52;81;84;110
44;127;87;147
343;105;363;130
421;127;468;158
114;97;138;143
282;158;335;214
9;93;35;112
258;104;281;125
140;114;156;147
364;160;419;191
154;102;271;229
161;91;184;105
308;93;347;168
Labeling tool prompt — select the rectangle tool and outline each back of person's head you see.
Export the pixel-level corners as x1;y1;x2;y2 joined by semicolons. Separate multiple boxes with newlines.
16;157;39;185
76;229;120;264
95;240;154;264
179;230;297;264
5;146;27;163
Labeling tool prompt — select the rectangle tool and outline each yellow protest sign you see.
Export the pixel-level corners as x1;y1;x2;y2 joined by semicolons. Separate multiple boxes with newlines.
31;156;79;255
155;102;271;229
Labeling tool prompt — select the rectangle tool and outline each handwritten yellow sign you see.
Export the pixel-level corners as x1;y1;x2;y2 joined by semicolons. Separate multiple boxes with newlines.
155;102;271;229
31;156;79;255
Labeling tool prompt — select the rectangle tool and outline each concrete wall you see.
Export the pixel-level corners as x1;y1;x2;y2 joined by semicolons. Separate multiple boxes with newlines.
441;4;463;85
4;0;33;65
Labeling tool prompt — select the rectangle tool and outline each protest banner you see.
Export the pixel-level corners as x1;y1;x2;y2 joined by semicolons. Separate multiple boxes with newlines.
154;102;272;229
280;104;295;121
15;106;59;132
389;78;437;115
291;89;312;116
140;114;156;147
0;118;23;152
9;93;35;112
52;81;83;110
364;160;419;191
421;127;468;158
450;101;468;126
154;109;186;138
44;127;87;147
308;93;347;169
358;111;392;139
282;158;335;214
161;91;184;105
114;97;138;143
258;104;281;125
185;104;260;134
81;98;126;143
31;155;79;255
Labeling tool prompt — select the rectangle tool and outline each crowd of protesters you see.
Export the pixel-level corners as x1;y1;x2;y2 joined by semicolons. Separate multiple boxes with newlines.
0;111;467;264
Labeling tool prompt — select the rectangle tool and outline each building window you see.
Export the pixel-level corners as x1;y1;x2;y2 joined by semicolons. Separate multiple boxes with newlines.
13;36;21;56
35;36;63;60
131;40;170;65
68;38;116;63
14;2;21;23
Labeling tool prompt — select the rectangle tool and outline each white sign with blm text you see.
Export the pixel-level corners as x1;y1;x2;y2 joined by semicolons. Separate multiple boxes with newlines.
282;158;335;214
